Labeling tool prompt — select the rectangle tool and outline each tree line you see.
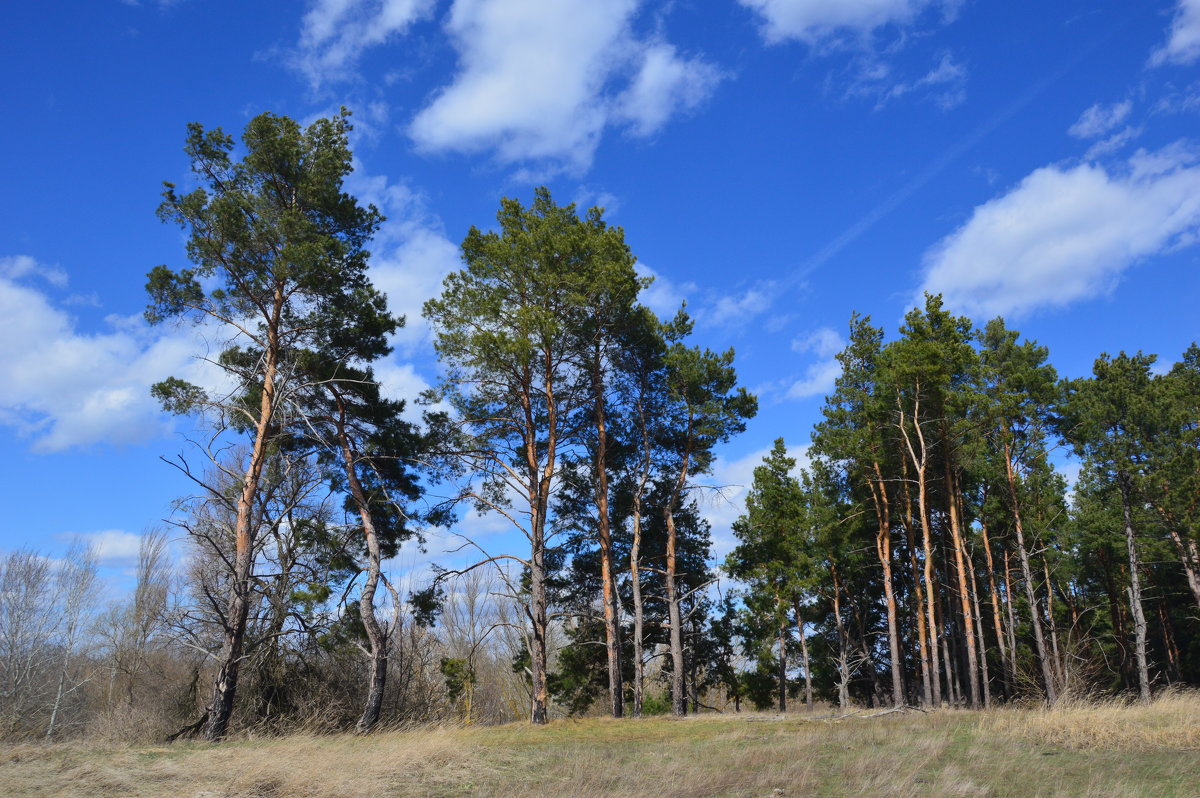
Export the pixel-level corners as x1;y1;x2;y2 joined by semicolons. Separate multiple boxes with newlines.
3;109;1196;743
726;302;1200;711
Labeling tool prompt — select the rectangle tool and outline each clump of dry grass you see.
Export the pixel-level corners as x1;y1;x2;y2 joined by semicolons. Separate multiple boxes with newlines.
982;688;1200;751
0;727;480;798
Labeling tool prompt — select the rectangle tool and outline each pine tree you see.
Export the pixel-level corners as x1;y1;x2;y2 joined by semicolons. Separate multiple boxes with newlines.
146;109;384;739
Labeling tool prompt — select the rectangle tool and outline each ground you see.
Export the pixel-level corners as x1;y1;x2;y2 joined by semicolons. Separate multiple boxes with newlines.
2;694;1197;797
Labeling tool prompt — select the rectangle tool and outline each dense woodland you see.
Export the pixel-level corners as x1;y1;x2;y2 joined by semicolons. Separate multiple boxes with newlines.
2;110;1198;743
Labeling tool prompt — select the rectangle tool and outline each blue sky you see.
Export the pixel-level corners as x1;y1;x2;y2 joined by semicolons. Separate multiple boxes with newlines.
3;0;1199;592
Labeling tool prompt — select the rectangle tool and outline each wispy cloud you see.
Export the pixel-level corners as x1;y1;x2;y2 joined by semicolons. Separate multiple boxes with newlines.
786;44;1093;283
0;254;67;288
701;282;777;328
738;0;957;47
346;166;461;353
786;327;844;399
293;0;436;88
1151;0;1200;67
861;51;968;110
1068;100;1132;139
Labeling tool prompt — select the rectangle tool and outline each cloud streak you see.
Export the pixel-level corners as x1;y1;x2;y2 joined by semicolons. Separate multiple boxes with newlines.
738;0;953;46
1151;0;1200;67
293;0;435;87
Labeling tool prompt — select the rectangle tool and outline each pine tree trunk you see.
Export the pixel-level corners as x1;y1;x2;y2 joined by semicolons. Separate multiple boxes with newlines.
944;460;981;708
1119;474;1151;702
1002;551;1019;693
870;463;904;706
900;460;933;707
664;419;694;718
980;518;1012;700
940;590;960;706
1162;517;1200;611
591;350;623;719
776;594;787;713
204;286;283;741
665;507;686;717
630;509;645;718
966;545;992;708
333;396;390;735
205;584;251;740
1043;557;1064;691
1003;440;1057;704
522;350;560;726
689;624;700;714
1157;601;1182;683
530;537;550;723
899;395;942;706
794;598;813;711
831;565;850;709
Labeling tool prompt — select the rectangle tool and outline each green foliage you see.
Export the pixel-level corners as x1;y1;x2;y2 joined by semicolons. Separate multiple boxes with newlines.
548;617;610;716
146;108;387;422
440;657;476;704
639;693;671;715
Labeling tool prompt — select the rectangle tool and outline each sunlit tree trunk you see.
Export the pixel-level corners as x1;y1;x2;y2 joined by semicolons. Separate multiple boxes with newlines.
793;598;813;711
1118;473;1151;702
980;517;1012;700
591;344;623;719
900;457;932;707
205;286;283;741
869;463;903;706
899;390;942;706
944;460;980;708
1003;439;1057;704
966;545;992;708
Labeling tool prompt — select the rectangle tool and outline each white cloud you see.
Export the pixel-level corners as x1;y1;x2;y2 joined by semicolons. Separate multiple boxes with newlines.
919;143;1200;319
1151;0;1200;67
373;227;461;349
294;0;435;87
373;360;436;418
70;530;143;564
701;442;810;560
345;167;462;352
791;326;842;357
703;282;777;328
616;42;723;138
1082;126;1141;162
1068;100;1132;139
0;254;67;287
875;51;967;109
0;262;213;452
636;263;695;319
408;0;719;173
786;327;844;399
0;175;449;451
739;0;952;45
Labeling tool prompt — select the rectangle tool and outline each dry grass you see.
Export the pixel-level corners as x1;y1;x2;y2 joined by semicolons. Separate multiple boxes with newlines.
981;689;1200;752
2;695;1198;797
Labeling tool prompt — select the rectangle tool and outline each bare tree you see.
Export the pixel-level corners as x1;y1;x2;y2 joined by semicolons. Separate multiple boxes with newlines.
45;542;98;740
0;550;55;739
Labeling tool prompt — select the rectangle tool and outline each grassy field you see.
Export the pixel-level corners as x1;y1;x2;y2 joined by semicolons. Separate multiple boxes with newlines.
2;693;1197;798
